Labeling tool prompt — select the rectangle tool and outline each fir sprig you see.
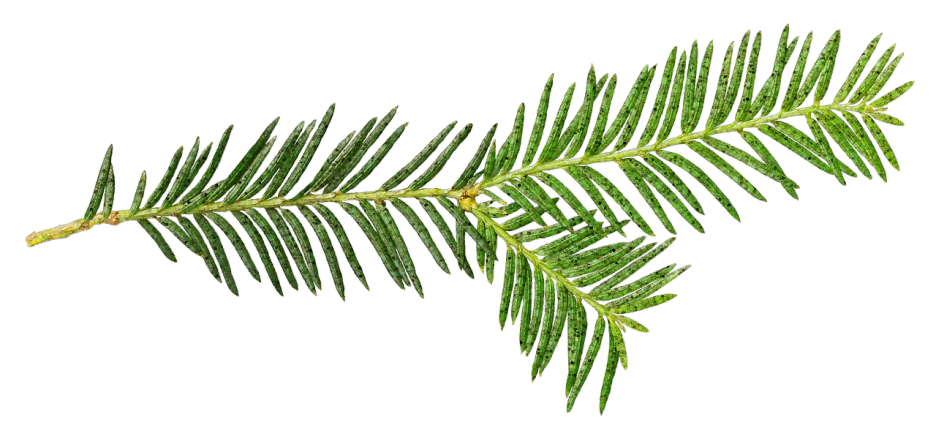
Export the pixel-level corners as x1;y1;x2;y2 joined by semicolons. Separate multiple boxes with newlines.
25;24;915;413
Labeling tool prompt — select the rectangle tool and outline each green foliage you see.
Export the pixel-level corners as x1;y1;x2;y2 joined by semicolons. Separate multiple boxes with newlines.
28;26;914;414
83;145;112;221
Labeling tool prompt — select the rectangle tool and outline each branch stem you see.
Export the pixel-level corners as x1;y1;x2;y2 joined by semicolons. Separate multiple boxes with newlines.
25;102;870;247
477;102;869;189
471;207;617;321
26;187;461;246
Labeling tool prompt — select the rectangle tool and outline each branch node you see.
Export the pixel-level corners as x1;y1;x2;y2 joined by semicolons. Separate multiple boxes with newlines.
458;187;479;211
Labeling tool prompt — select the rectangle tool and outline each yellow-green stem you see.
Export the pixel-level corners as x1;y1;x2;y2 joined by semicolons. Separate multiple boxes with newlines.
477;103;871;189
471;207;618;321
25;102;872;247
25;188;461;247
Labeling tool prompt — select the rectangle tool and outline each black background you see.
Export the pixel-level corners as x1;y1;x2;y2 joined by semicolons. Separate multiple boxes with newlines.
14;14;933;421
